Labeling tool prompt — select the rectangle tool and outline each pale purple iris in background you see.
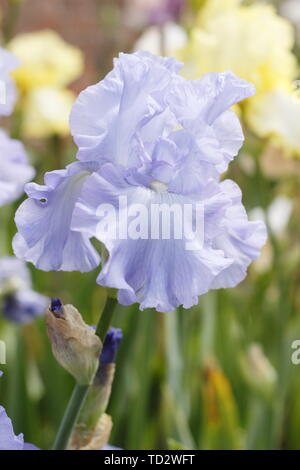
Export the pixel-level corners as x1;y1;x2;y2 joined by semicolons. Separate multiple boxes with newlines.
0;257;48;324
13;51;267;312
0;130;35;207
149;0;185;25
0;406;38;450
0;372;38;450
125;0;185;29
0;48;35;206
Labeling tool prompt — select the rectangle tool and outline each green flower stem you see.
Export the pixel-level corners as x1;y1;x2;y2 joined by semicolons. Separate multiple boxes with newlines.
96;297;118;341
52;384;89;450
52;296;118;450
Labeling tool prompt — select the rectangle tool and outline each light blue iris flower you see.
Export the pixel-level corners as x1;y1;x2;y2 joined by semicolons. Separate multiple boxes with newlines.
13;52;267;312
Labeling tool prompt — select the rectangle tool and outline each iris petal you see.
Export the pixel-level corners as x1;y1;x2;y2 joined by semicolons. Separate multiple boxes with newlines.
13;162;100;272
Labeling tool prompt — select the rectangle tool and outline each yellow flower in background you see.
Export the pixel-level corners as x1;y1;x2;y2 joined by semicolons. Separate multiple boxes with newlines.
180;1;296;90
7;29;83;138
178;0;300;156
8;29;83;92
197;0;241;23
21;87;75;138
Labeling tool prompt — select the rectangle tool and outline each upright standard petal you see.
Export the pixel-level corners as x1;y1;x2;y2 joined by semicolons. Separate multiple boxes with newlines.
166;71;255;172
71;52;254;175
0;130;35;207
13;162;100;272
70;51;182;163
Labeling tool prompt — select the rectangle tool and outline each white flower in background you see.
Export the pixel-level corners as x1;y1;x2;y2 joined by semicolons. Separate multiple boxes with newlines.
267;196;293;237
250;196;293;238
280;0;300;43
246;87;300;156
0;47;19;116
133;22;187;56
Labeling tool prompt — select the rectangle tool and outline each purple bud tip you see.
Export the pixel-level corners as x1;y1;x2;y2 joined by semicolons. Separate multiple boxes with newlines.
100;327;123;365
50;298;63;315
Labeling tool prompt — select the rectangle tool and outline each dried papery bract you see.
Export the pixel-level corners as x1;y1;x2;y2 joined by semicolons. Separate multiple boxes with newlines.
69;413;113;450
46;302;101;385
68;328;122;449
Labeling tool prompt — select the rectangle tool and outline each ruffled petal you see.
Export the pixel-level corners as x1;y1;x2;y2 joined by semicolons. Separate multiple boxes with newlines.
167;70;255;125
198;71;256;124
166;71;254;172
70;51;182;164
71;52;254;177
211;180;267;289
72;163;234;312
13;162;100;272
212;109;244;173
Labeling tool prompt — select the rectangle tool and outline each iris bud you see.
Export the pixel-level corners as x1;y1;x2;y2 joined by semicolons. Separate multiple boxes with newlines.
46;299;101;385
69;327;122;449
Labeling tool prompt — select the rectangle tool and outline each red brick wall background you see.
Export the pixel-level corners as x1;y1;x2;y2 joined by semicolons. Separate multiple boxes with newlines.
0;0;141;92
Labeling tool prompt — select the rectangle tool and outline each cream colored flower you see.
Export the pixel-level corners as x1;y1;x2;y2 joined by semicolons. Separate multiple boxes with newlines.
246;86;300;156
8;29;83;92
179;3;296;91
21;87;75;138
177;0;300;155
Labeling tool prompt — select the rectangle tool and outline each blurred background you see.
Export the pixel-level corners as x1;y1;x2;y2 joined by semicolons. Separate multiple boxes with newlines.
0;0;300;450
